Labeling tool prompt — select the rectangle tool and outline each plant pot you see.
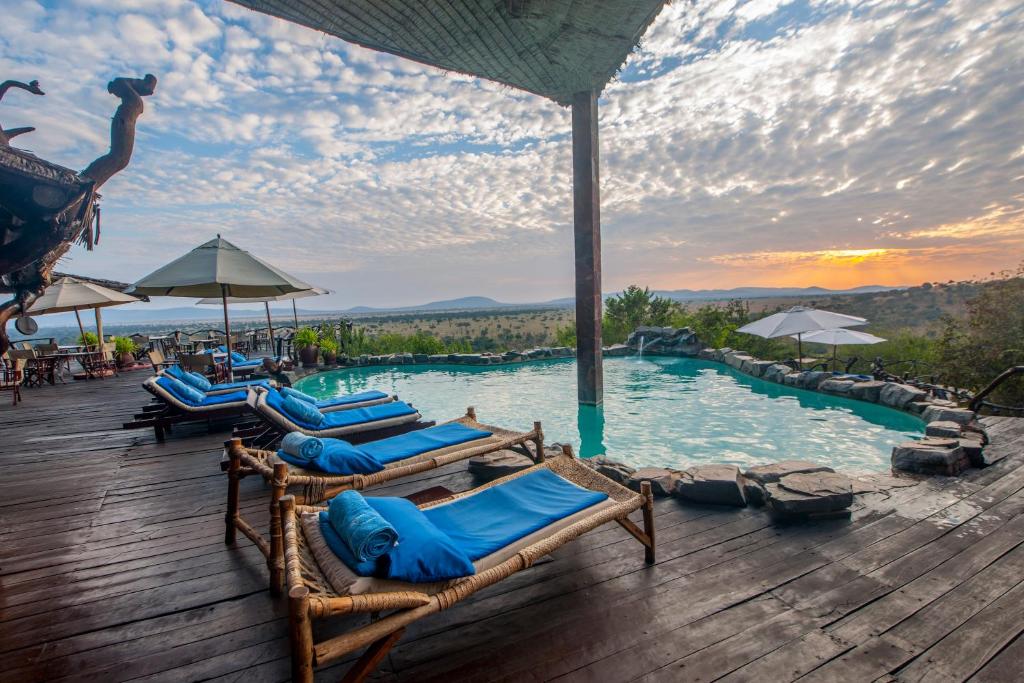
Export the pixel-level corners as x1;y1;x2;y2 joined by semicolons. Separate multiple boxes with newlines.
118;352;135;367
322;351;337;365
299;345;319;367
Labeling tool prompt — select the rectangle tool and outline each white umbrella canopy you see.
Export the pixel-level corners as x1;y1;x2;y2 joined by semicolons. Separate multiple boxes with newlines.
737;306;867;339
130;236;316;378
738;306;868;370
794;328;886;346
793;328;886;372
28;276;139;347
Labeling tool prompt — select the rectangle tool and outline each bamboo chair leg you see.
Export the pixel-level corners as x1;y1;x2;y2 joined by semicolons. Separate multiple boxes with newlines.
269;462;289;596
289;586;315;683
641;481;656;565
341;628;406;683
533;421;544;462
224;438;242;545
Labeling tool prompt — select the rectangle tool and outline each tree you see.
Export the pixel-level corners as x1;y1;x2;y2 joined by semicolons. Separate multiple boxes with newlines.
603;286;679;344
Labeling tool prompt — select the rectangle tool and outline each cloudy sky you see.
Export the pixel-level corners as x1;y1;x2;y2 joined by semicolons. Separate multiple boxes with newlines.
2;0;1022;309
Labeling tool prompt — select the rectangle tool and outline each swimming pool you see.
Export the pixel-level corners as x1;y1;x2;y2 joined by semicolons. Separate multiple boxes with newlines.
295;357;923;471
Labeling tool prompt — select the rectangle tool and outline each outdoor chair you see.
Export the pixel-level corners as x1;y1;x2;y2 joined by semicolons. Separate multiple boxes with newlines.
147;348;177;373
276;448;655;682
223;407;544;594
1;357;26;405
233;386;430;449
123;376;253;441
160;365;277;395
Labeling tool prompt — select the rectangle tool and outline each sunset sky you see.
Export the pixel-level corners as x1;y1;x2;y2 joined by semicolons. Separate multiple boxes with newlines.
2;0;1022;308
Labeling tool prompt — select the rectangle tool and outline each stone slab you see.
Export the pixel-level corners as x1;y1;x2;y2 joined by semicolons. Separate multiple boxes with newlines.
892;440;970;476
744;460;835;485
467;450;534;480
765;471;854;516
925;420;962;438
674;464;747;507
921;405;975;426
626;468;681;497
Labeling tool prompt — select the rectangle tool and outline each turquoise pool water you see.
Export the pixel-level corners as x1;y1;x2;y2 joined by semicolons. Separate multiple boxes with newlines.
295;357;923;471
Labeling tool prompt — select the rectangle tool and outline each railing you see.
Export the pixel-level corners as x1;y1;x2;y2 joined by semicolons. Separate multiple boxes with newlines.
969;366;1024;416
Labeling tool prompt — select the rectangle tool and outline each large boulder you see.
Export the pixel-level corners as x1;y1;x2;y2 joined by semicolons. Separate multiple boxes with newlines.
627;326;702;356
799;371;832;390
725;352;752;370
892;437;970;475
603;344;632;357
744;359;776;377
921;405;975;426
744;460;835;485
957;439;985;468
763;364;794;383
698;348;718;361
584;456;636;485
765;471;854;517
925;421;962;438
819;378;856;395
674;464;747;506
783;372;805;387
879;383;928;409
849;380;886;403
626;468;681;497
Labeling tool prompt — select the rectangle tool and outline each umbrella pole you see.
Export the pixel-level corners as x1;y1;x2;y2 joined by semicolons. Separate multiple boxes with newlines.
265;302;275;357
292;299;299;329
222;285;233;381
797;332;803;371
832;345;838;372
95;308;104;358
74;308;87;347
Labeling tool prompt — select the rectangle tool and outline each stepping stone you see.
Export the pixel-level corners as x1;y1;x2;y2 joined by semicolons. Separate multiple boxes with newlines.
765;471;854;517
849;380;886;403
626;468;681;497
742;477;768;507
744;460;835;485
584;456;635;485
892;439;970;476
674;464;747;507
957;438;985;468
819;378;855;395
925;420;962;438
879;383;928;409
467;450;534;480
921;405;976;426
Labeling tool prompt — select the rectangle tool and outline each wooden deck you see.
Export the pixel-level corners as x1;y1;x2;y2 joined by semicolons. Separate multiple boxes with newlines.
2;372;1024;682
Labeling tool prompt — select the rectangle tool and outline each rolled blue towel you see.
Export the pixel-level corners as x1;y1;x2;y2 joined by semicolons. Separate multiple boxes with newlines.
281;432;324;461
327;490;398;562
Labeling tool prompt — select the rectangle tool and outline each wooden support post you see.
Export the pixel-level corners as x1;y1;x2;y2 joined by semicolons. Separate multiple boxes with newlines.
224;438;243;545
641;481;656;565
571;90;603;405
289;585;315;683
269;462;289;596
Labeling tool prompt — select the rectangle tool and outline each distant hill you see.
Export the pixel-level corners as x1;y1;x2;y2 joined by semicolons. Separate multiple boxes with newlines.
345;296;514;313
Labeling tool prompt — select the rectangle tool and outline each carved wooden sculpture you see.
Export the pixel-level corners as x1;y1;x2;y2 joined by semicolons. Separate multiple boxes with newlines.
0;74;156;354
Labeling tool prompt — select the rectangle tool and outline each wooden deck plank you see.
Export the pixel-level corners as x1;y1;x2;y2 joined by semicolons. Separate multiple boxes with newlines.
1;373;1023;682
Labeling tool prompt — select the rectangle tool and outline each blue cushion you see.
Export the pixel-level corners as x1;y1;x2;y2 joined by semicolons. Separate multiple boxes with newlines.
319;401;417;429
277;439;384;475
163;365;189;382
423;468;608;561
318;498;475;582
160;376;206;405
281;386;318;404
208;379;271;392
230;351;248;363
154;376;246;406
184;371;213;391
282;395;325;427
315;390;390;409
327;491;398;562
360;423;492;465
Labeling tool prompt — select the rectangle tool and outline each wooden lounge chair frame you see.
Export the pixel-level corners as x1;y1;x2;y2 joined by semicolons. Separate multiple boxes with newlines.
233;386;430;449
279;447;655;683
223;407;544;595
123;377;251;441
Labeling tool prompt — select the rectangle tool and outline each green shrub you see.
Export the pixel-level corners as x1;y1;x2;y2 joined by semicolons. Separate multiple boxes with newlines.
293;327;319;349
113;336;137;355
78;331;99;347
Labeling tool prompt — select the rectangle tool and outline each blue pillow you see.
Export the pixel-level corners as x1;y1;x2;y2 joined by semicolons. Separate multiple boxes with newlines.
162;376;205;404
230;351;247;363
278;439;384;475
281;386;318;404
282;395;325;427
181;371;212;391
164;365;189;382
318;496;475;582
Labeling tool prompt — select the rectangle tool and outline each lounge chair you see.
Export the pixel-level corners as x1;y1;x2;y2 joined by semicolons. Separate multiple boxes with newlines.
160;365;276;395
234;386;429;449
278;447;655;682
1;357;25;405
223;407;544;593
123;376;253;441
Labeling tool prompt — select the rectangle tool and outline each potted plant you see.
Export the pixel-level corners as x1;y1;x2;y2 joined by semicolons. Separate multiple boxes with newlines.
319;336;339;365
113;336;138;367
294;327;320;367
77;331;99;348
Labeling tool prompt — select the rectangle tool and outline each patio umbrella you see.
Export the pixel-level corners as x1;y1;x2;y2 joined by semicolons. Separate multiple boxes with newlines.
27;276;139;351
129;236;314;379
737;306;867;369
792;328;886;371
195;287;330;355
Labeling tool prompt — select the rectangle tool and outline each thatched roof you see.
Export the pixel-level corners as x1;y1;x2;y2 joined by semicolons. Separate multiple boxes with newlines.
228;0;669;104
